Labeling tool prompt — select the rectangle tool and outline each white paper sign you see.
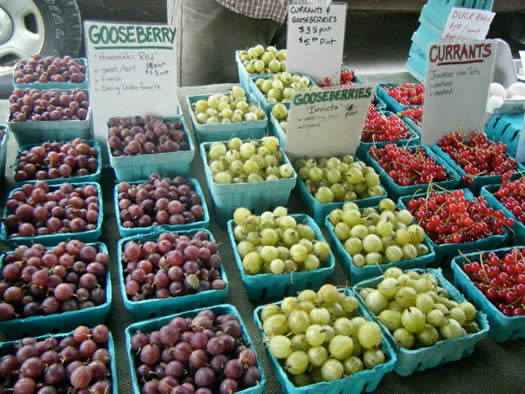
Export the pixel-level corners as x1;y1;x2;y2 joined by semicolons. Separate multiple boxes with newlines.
84;21;179;154
520;50;525;76
421;40;497;145
287;2;347;85
285;85;374;158
441;7;495;41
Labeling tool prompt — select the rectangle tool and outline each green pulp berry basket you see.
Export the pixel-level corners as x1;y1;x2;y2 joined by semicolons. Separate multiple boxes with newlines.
13;57;89;90
355;268;489;376
451;247;525;342
0;242;111;340
114;177;210;238
227;214;335;302
480;184;525;244
1;181;103;246
117;228;228;321
249;73;318;117
108;115;195;182
0;125;8;179
295;173;386;226
355;112;420;160
187;91;268;144
398;188;510;265
324;206;436;284
432;141;525;194
126;304;266;394
200;141;297;224
0;330;118;393
365;144;461;200
375;83;423;113
253;288;397;394
13;140;102;186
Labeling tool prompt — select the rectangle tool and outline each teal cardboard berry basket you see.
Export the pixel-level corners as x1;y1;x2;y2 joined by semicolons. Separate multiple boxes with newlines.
253;288;397;394
200;140;297;224
0;125;8;179
398;188;510;265
355;112;420;160
355;268;489;376
13;57;89;90
117;228;229;321
227;214;335;302
1;181;103;246
375;83;423;113
126;304;266;394
324;207;436;284
295;174;386;226
451;247;525;342
13;140;102;185
7;99;92;146
480;184;525;244
249;73;318;117
432;141;525;194
186;92;268;144
365;144;461;200
114;177;209;238
108;115;194;182
0;330;118;393
0;242;111;340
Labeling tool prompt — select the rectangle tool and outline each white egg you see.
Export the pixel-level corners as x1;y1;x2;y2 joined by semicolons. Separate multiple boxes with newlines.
506;82;525;98
488;82;506;99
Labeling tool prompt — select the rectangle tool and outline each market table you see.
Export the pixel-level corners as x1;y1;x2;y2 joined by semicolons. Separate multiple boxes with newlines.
0;72;524;393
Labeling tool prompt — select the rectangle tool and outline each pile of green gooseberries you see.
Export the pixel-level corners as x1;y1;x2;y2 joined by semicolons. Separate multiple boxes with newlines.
238;45;287;74
259;284;387;386
360;267;480;349
271;103;288;133
191;86;265;125
328;198;430;267
206;137;294;184
295;156;385;204
232;206;331;275
254;73;315;104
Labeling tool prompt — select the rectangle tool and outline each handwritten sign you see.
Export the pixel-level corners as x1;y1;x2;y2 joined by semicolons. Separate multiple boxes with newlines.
441;7;495;41
285;85;374;158
286;1;347;85
421;40;497;145
84;21;179;155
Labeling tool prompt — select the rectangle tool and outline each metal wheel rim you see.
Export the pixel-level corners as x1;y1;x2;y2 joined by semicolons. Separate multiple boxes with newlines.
0;0;45;76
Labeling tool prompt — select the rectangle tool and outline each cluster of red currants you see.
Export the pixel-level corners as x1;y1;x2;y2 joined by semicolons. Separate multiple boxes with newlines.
398;107;423;126
123;231;226;301
494;177;525;225
463;248;525;317
384;83;424;106
361;108;412;142
14;55;86;84
405;189;513;245
322;68;356;87
437;132;517;185
131;309;261;393
370;144;448;186
9;88;89;122
14;138;99;182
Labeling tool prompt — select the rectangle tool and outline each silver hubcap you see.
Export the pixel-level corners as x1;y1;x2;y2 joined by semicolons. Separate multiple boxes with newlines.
0;7;13;45
0;0;45;75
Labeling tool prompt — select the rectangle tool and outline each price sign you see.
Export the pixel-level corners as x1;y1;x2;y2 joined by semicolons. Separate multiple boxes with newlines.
287;1;347;85
84;21;179;155
285;85;374;158
421;40;497;145
441;7;495;41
